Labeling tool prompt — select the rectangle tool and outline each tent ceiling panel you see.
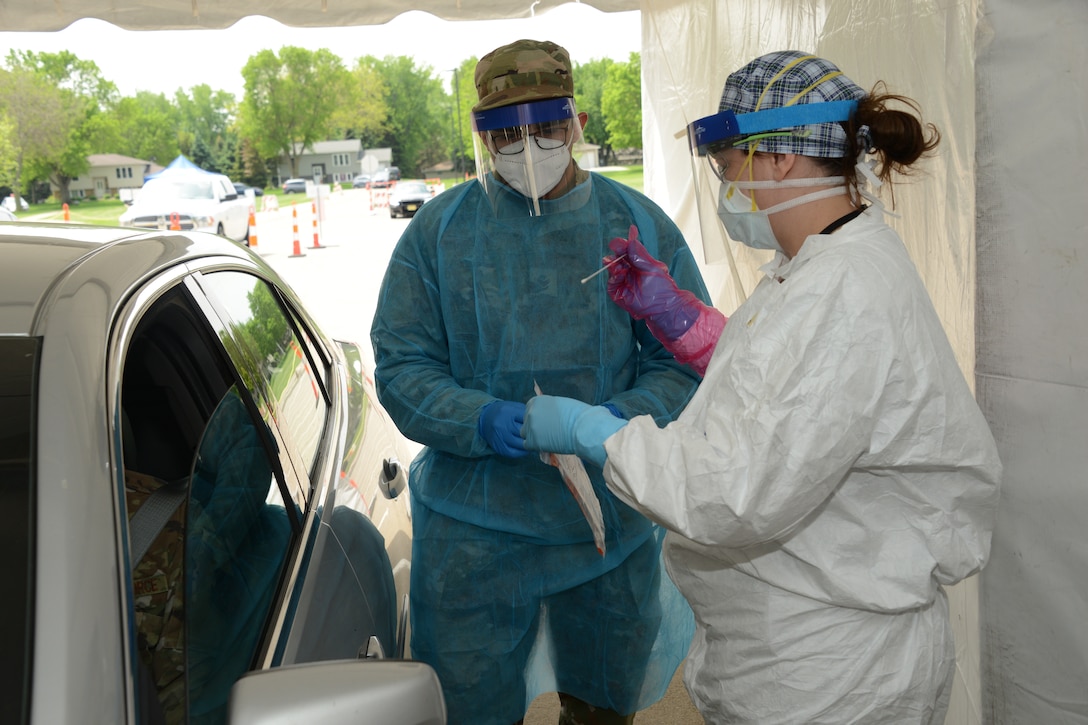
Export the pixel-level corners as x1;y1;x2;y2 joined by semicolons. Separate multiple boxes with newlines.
0;0;639;32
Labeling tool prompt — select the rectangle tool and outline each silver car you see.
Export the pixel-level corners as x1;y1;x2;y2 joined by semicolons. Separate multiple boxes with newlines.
0;223;445;724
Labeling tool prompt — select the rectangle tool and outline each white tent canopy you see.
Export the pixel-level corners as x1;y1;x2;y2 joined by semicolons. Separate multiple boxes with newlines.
3;2;1084;723
0;0;637;31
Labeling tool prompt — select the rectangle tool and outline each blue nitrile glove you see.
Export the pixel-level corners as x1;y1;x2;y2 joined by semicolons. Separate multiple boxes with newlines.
478;400;529;458
606;224;706;343
522;395;629;469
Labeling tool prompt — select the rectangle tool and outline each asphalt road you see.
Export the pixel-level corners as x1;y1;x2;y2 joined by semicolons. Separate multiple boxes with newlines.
261;186;705;724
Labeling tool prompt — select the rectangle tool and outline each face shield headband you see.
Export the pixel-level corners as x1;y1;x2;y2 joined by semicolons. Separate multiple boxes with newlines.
472;97;581;217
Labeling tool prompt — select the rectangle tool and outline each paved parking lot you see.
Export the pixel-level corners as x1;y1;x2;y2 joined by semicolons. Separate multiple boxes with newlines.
261;185;703;724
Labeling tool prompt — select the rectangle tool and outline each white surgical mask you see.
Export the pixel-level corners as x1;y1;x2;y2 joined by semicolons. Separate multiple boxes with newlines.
717;176;849;253
493;139;571;198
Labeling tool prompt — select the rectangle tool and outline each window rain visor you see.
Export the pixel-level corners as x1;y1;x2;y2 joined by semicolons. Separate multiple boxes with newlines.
472;96;581;218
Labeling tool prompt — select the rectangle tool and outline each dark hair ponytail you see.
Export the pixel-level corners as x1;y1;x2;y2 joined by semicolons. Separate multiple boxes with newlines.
822;81;942;199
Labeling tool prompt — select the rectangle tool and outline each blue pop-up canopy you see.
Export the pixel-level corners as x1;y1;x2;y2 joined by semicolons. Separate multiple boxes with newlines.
143;155;212;182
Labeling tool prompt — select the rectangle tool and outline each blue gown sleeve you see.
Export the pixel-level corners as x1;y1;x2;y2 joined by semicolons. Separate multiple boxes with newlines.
371;203;495;458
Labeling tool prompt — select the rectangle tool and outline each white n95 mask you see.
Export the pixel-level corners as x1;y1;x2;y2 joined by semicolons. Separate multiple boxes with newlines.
717;184;781;253
493;139;571;199
717;177;849;253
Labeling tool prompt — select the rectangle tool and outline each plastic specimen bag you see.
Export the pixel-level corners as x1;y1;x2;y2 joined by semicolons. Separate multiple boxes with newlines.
534;382;607;555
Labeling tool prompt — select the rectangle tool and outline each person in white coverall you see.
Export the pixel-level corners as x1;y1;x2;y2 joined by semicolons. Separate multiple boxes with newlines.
521;50;1002;724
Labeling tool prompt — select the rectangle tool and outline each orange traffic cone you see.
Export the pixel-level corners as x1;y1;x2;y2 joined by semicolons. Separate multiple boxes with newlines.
63;203;70;222
248;208;258;248
170;211;181;231
309;201;322;249
289;204;305;258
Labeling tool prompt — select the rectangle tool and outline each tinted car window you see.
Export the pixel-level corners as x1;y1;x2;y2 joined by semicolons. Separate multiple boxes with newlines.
0;337;38;725
197;271;330;505
122;284;296;724
185;386;292;724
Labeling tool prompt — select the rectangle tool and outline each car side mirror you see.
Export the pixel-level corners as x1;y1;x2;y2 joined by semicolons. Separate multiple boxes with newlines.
228;660;446;725
223;192;238;201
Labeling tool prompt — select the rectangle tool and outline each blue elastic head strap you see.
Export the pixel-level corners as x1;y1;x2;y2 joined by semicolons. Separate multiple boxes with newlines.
472;96;577;133
687;100;858;155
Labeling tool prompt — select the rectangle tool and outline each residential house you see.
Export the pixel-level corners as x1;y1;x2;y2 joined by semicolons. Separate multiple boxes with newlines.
277;140;366;185
60;154;163;200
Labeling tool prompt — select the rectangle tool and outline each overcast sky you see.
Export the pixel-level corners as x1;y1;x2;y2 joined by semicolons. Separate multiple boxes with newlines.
0;6;641;99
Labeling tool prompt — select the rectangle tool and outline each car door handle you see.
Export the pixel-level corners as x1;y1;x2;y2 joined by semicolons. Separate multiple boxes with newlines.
379;458;407;500
360;635;386;660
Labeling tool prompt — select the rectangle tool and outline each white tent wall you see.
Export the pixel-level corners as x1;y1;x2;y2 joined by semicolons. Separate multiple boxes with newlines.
975;0;1088;722
640;0;986;721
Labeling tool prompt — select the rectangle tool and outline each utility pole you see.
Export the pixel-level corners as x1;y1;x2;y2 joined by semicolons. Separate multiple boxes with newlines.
450;67;465;175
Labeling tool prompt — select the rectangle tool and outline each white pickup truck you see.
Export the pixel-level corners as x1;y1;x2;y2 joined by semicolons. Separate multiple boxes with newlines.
119;170;251;245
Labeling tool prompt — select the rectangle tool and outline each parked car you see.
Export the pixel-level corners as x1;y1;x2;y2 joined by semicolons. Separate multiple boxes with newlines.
389;180;433;219
370;167;401;188
118;170;251;245
282;178;308;194
0;223;446;725
233;182;264;197
352;174;371;189
3;194;29;212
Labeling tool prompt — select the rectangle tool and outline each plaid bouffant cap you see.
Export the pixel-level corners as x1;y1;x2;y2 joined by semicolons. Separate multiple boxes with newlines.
472;39;575;113
720;50;866;157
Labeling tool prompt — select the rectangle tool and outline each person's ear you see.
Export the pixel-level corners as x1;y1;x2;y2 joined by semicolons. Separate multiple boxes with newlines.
769;153;799;180
577;111;588;130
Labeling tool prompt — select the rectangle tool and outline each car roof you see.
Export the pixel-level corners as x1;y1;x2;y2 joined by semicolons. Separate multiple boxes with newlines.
0;223;258;335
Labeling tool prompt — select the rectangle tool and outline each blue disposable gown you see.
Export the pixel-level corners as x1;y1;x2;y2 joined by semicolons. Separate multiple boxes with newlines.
371;174;708;721
603;209;1002;724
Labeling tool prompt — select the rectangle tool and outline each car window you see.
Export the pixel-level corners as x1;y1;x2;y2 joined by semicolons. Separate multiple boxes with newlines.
121;283;297;725
184;386;292;724
196;270;330;506
0;337;38;725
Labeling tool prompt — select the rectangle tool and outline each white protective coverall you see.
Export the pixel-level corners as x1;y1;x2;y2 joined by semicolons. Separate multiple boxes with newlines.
602;208;1002;724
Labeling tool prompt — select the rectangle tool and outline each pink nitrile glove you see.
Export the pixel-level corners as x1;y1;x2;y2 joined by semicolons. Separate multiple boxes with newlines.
605;225;726;376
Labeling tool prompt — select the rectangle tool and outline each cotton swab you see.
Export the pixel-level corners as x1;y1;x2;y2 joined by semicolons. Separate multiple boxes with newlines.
580;255;627;284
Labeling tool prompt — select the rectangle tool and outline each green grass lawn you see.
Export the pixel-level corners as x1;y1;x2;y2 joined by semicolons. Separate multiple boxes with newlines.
16;198;128;225
596;165;644;194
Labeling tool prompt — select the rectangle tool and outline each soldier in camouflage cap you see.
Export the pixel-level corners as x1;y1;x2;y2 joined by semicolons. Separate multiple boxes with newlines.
373;36;710;725
468;39;590;215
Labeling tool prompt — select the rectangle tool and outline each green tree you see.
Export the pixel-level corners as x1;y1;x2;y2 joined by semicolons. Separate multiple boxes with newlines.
0;113;16;189
335;59;388;145
237;137;270;190
601;52;642;152
108;91;183;165
4;50;117;202
0;66;76;202
239;46;351;179
362;55;447;177
574;57;616;166
175;84;237;175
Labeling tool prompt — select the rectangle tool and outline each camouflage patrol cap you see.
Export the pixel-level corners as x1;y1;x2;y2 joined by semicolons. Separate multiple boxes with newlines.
473;39;575;113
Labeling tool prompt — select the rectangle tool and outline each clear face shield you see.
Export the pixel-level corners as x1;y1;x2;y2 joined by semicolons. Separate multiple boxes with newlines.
472;97;582;217
686;100;860;264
